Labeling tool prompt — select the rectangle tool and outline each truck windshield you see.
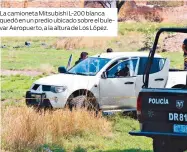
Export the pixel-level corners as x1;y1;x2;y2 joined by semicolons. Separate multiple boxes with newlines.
68;57;110;76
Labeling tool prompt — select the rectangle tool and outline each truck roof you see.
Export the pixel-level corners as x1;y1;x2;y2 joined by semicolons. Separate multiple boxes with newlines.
92;52;162;59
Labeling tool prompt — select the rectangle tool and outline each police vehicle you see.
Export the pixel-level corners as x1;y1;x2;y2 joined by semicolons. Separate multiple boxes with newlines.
129;28;187;152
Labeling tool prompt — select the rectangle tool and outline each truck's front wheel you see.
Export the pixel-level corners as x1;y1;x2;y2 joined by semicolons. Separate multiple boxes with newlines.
68;95;99;112
68;95;85;109
153;138;183;152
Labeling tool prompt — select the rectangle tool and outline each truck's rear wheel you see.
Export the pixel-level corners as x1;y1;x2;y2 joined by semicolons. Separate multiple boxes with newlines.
153;138;183;152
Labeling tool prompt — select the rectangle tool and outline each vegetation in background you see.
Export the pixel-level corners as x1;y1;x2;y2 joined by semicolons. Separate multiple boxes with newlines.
161;52;184;69
1;75;43;101
141;29;155;51
118;22;185;35
2;22;185;71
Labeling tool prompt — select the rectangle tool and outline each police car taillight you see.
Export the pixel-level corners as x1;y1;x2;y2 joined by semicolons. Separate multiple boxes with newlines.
137;94;142;121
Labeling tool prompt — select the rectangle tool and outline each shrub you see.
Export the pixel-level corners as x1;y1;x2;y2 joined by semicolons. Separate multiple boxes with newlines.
2;107;111;152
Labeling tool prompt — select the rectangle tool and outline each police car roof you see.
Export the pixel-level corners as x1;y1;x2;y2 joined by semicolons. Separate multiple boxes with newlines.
91;52;162;59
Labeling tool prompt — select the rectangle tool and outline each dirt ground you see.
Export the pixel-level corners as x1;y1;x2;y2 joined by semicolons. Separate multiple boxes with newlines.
161;33;187;52
1;69;43;76
161;6;187;23
118;4;187;23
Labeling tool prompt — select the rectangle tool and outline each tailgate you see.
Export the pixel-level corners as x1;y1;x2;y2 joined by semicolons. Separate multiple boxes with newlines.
140;88;187;134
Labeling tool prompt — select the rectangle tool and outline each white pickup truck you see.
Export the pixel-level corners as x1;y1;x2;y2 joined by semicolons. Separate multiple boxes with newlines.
26;52;187;111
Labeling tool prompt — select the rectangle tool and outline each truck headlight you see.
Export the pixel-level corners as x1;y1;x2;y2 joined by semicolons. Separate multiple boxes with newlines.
51;86;67;93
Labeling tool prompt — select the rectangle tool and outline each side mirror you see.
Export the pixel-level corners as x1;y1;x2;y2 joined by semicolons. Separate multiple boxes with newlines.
101;71;107;79
58;66;67;73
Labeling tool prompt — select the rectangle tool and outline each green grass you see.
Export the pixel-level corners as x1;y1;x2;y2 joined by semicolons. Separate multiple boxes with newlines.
0;42;122;70
1;75;43;101
57;115;152;152
1;42;183;71
1;44;93;70
2;22;185;71
118;22;186;35
161;52;184;69
1;39;104;70
45;115;152;152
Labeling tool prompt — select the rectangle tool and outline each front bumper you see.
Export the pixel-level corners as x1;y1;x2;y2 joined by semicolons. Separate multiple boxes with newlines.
129;131;187;138
26;91;52;108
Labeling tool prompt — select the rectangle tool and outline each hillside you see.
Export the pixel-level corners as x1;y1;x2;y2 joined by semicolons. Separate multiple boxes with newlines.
1;0;187;23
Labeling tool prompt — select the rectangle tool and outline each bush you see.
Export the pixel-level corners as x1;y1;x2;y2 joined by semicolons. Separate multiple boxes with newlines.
2;107;111;152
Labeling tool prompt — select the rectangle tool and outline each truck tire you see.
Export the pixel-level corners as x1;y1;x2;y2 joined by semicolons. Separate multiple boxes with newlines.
68;95;99;112
69;95;85;110
153;138;183;152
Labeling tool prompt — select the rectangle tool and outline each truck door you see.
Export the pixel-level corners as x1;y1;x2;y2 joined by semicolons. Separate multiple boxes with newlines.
149;58;170;88
99;58;139;110
135;57;170;96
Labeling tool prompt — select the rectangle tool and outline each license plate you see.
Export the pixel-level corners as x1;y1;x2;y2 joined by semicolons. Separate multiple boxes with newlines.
173;124;187;134
169;113;187;122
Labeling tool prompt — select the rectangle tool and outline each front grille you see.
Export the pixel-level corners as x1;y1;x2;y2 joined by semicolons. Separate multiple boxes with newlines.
42;85;51;91
25;91;52;108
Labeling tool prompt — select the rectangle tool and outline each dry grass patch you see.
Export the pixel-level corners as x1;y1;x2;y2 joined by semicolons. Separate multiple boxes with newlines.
1;37;57;44
110;32;145;52
2;107;111;152
37;63;55;74
54;37;113;50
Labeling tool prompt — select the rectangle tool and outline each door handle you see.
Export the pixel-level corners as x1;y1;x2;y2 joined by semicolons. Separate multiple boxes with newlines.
155;78;164;81
125;82;134;84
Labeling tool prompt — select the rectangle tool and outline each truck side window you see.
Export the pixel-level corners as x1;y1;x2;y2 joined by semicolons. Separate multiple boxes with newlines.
138;57;166;75
107;59;138;78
